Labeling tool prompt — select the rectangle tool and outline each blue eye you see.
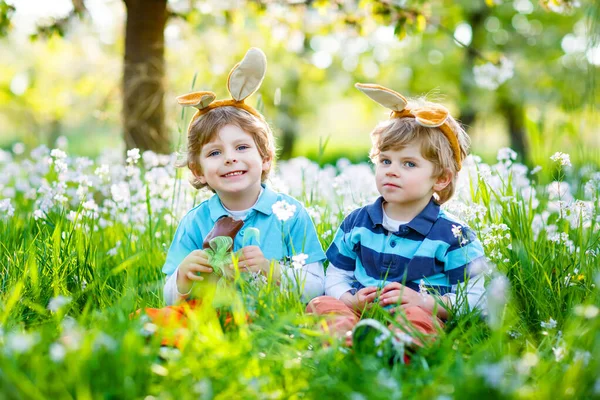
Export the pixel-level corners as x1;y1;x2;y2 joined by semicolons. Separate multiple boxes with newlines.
208;150;221;157
404;161;416;168
237;145;249;151
381;159;391;165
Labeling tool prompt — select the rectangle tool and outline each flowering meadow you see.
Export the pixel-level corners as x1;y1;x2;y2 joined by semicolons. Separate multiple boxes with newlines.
1;143;599;399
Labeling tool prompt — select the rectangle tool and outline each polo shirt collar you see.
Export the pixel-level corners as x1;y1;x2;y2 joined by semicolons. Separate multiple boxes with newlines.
208;184;276;221
366;196;439;236
406;197;440;236
365;197;385;228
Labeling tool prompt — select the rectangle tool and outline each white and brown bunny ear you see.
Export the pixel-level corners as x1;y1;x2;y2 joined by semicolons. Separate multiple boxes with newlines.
176;91;217;109
355;83;408;111
227;48;267;102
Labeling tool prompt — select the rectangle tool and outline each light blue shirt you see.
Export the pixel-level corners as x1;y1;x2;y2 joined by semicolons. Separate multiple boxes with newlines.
162;185;326;276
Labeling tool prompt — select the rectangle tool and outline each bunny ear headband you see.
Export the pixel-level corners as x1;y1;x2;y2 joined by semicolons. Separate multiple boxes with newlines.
355;83;463;170
177;47;267;128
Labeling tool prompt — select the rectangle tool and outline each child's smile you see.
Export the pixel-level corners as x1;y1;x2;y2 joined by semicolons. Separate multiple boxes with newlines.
194;124;270;210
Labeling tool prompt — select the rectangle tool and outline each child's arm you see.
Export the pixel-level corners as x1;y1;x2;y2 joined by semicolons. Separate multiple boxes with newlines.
441;225;488;314
163;268;191;305
280;261;325;302
163;250;214;305
325;264;354;299
443;272;486;313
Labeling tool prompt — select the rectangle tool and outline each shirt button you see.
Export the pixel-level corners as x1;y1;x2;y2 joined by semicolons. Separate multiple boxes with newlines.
239;230;245;236
390;241;397;248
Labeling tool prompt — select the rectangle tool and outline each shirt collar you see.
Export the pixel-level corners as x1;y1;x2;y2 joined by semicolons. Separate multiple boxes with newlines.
208;184;277;221
365;197;385;227
366;196;439;236
406;197;440;236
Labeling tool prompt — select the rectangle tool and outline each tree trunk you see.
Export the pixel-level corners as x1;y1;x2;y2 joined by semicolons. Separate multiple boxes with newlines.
501;95;529;164
458;7;488;132
122;0;168;154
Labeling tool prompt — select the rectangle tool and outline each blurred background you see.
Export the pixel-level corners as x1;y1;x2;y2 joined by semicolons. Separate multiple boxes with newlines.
0;0;598;167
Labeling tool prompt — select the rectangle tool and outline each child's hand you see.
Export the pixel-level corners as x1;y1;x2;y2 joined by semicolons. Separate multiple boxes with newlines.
341;286;378;310
379;282;432;311
176;250;214;294
228;246;273;276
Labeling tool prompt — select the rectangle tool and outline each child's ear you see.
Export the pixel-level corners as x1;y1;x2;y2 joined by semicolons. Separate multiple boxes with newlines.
189;162;207;184
262;156;272;171
433;168;453;192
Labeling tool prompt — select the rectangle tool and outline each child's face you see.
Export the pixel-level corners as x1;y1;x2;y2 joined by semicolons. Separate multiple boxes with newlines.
194;124;270;199
375;141;444;208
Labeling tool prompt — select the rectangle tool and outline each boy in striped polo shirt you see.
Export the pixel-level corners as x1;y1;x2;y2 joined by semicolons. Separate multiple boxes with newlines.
307;84;486;359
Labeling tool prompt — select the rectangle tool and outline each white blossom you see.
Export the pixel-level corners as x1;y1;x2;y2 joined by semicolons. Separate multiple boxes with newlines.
49;342;66;362
550;152;572;167
473;58;514;90
47;295;72;312
272;200;297;222
291;253;308;269
540;318;557;329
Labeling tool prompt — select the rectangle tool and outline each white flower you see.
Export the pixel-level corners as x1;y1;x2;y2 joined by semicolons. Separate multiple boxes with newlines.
126;148;141;164
47;295;72;312
50;148;67;160
574;304;599;319
5;331;39;354
0;198;15;217
272;200;296;222
291;253;308;269
550;152;572;167
451;224;462;239
540;318;557;329
12;142;25;155
49;342;66;362
56;136;68;150
530;166;542;175
496;147;518;164
552;345;566;362
82;200;98;212
473;58;514;90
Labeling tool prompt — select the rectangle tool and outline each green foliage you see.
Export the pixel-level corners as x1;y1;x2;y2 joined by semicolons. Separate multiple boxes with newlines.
0;146;599;397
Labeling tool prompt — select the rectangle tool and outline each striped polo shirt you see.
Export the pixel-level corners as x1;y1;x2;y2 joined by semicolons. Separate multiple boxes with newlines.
326;197;485;295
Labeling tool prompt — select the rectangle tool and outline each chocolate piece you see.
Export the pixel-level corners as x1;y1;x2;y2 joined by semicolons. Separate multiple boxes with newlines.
202;216;244;249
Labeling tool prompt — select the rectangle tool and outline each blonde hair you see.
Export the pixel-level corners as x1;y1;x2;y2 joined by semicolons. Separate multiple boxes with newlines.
177;106;276;190
369;101;470;204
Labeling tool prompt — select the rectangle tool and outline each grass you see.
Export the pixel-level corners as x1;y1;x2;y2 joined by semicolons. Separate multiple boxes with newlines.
0;144;599;399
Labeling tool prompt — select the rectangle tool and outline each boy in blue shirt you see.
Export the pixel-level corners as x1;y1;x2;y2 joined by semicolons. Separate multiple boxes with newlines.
144;49;325;338
307;84;486;357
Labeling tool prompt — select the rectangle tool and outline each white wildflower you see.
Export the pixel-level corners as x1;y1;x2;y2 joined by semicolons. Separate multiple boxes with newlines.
530;166;542;175
56;136;68;150
291;253;308;269
451;224;462;239
126;148;141;164
552;345;566;362
0;198;15;217
573;304;599;319
573;350;591;366
272;200;296;222
12;142;25;155
540;318;557;329
496;147;518;164
47;295;72;312
49;342;66;362
473;58;514;90
33;209;45;220
50;148;67;160
550;152;572;167
5;331;39;354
